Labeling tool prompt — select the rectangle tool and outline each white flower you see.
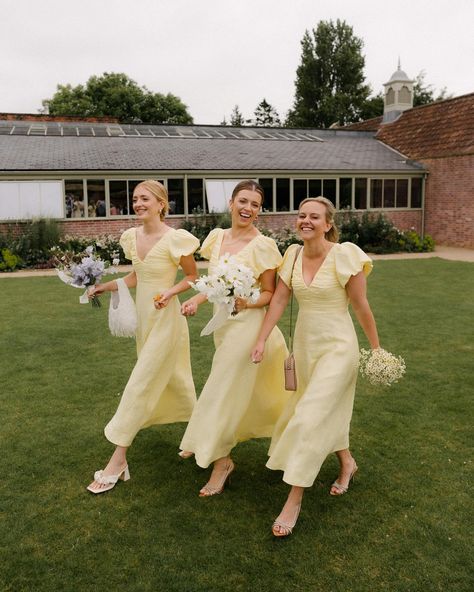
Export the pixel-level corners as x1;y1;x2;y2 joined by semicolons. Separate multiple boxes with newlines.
191;254;260;314
359;348;406;387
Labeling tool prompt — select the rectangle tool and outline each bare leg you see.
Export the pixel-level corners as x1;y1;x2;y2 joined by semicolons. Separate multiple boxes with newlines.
87;446;129;493
199;455;234;497
272;486;304;536
330;449;358;495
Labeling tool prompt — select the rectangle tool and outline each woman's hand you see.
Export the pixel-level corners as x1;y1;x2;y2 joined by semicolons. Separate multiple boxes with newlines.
233;297;248;314
154;290;173;310
88;284;105;299
251;340;265;364
181;298;199;316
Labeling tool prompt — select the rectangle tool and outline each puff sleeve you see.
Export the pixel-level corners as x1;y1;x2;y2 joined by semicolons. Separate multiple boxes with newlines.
277;243;301;288
246;235;282;278
168;229;200;265
335;242;373;287
199;228;222;261
119;228;135;261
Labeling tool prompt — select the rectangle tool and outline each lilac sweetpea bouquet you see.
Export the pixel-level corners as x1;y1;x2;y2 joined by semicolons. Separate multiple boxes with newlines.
55;245;119;307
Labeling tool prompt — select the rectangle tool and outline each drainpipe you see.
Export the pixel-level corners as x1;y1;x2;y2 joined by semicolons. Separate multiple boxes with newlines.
421;172;428;239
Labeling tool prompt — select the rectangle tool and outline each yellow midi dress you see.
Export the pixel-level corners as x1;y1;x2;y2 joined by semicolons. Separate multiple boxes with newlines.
104;227;200;447
180;228;290;468
266;242;373;487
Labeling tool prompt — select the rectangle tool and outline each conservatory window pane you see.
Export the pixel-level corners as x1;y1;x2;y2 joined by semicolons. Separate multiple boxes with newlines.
65;180;84;218
355;178;367;210
339;178;352;209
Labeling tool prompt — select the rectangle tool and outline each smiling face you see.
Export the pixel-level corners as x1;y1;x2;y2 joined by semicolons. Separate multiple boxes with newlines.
132;186;163;219
229;189;262;228
296;200;332;240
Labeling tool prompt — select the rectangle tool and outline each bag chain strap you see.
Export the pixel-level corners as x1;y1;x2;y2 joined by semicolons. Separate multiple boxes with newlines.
288;246;303;354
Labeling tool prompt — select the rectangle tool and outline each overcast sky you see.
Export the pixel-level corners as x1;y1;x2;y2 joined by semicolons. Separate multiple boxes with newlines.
1;0;472;124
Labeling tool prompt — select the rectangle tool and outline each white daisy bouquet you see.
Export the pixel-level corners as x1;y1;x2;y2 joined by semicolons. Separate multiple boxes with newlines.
54;245;119;307
359;348;406;386
191;253;260;335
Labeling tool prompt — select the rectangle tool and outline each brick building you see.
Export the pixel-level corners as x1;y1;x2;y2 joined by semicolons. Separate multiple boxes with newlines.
343;65;473;248
0;113;425;240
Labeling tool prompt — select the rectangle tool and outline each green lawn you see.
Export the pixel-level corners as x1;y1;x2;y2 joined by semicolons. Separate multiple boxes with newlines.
0;258;473;592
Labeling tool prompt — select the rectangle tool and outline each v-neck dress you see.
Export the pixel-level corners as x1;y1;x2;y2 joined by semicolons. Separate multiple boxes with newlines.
104;227;200;447
266;242;372;487
180;228;290;468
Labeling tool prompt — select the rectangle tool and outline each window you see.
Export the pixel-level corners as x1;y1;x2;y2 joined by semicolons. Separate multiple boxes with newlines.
187;178;204;213
384;180;395;208
411;178;422;208
386;87;395;105
339;178;352;209
65;180;85;218
355;178;367;210
109;180;129;216
396;179;408;208
87;180;106;217
370;179;383;208
293;179;307;210
308;179;322;197
276;178;290;211
257;178;273;212
167;179;184;214
322;179;336;205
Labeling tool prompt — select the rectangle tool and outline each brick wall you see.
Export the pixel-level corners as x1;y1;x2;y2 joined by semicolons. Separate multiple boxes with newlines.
422;154;474;248
0;210;423;240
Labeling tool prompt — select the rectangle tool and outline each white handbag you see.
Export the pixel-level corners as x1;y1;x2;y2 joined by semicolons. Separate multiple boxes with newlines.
108;277;138;337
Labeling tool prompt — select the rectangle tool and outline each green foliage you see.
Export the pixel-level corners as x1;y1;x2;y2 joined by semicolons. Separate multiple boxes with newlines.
253;99;281;127
413;70;450;107
181;211;231;258
11;218;63;267
359;92;384;120
259;226;302;253
337;211;435;253
0;248;22;271
51;234;127;265
43;72;193;124
286;19;371;127
229;105;246;126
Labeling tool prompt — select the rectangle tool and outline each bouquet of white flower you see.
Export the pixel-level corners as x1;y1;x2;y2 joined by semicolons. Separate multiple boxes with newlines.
359;348;406;386
55;246;119;307
191;253;260;335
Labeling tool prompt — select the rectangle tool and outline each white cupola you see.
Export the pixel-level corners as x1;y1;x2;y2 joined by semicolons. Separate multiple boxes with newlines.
383;59;414;122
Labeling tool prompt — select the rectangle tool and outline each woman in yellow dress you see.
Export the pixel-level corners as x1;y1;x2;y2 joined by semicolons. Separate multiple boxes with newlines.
86;180;199;494
252;197;380;536
180;180;289;496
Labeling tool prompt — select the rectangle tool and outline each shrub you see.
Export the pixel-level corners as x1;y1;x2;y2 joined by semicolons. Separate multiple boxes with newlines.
50;234;126;266
12;218;63;267
259;226;301;254
0;248;23;272
336;211;434;254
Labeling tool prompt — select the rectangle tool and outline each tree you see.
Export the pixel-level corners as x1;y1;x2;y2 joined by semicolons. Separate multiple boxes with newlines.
358;92;384;120
253;99;281;127
286;20;371;128
413;71;449;107
230;105;246;126
42;72;193;124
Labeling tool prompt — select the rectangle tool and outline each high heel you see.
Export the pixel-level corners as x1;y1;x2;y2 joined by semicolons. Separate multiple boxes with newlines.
330;461;358;496
199;460;235;497
272;503;301;537
86;465;130;494
178;450;194;459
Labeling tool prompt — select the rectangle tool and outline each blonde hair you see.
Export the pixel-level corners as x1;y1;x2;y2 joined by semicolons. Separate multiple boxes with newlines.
299;196;339;243
134;180;169;220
